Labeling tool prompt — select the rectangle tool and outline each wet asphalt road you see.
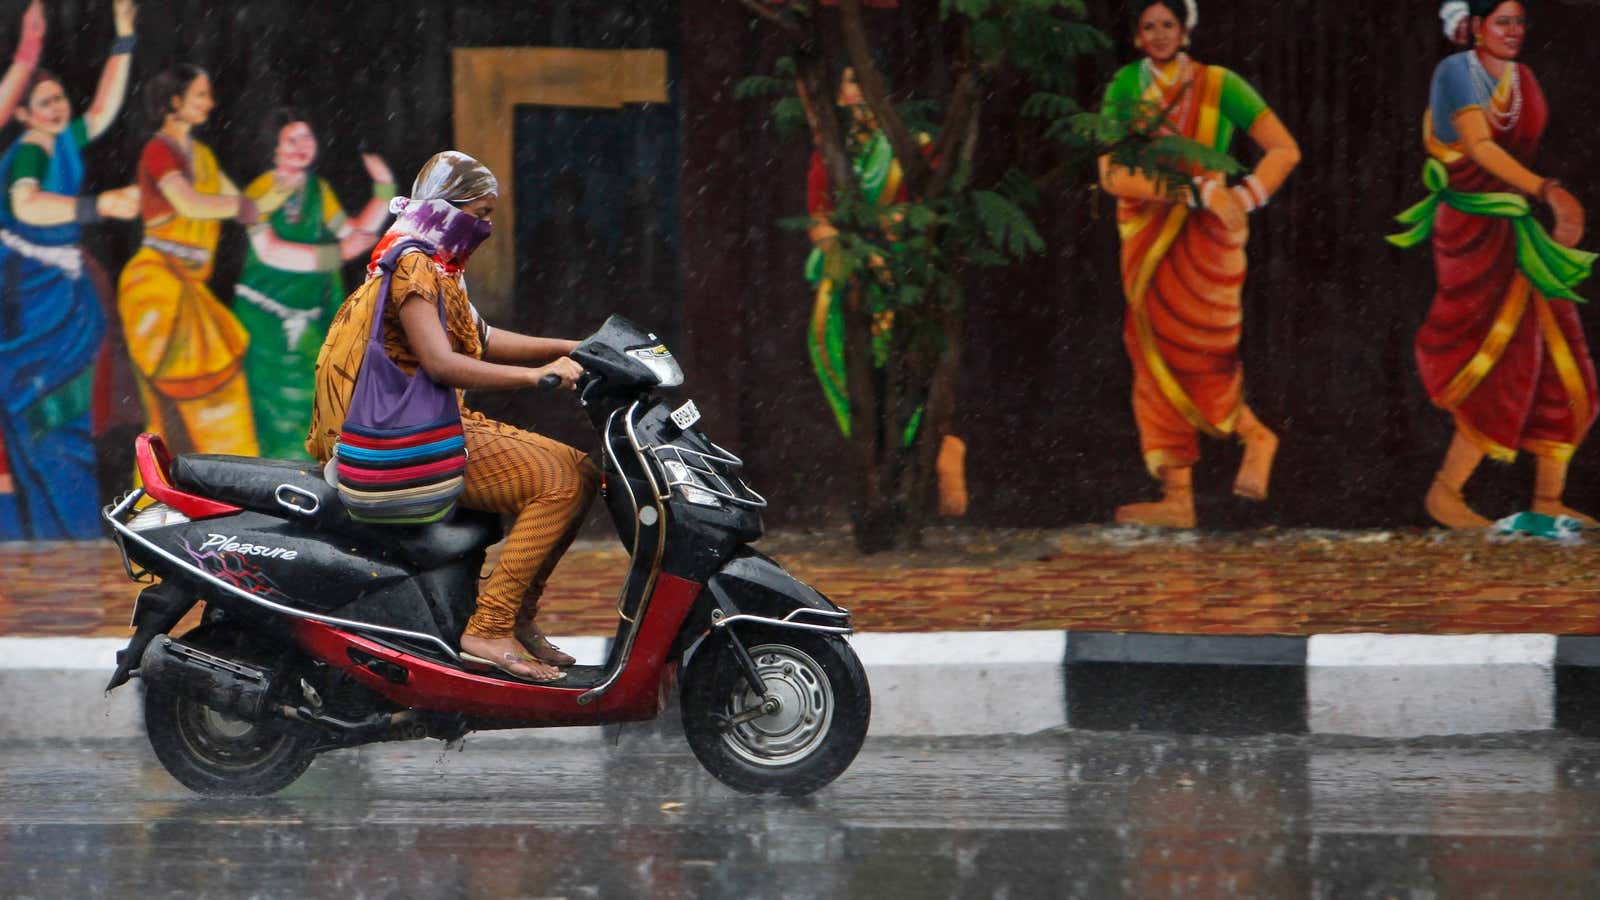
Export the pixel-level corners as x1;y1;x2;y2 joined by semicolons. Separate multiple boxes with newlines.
3;729;1600;899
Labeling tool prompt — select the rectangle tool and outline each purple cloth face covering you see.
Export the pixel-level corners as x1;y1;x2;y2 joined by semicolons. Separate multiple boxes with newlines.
376;197;493;271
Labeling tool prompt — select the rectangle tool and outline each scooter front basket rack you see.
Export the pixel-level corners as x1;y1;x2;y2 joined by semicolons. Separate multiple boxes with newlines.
646;441;768;509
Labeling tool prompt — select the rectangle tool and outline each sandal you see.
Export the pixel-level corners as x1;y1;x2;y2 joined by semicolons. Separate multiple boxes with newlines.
460;649;566;684
515;627;576;667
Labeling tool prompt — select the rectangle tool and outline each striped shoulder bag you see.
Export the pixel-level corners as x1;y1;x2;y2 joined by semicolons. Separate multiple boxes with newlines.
334;240;467;524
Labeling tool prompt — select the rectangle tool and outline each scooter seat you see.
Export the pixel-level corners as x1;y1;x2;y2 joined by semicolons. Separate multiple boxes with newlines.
168;454;502;569
170;454;336;521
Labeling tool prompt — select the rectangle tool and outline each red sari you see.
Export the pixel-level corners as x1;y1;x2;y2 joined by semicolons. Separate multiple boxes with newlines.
1416;65;1597;462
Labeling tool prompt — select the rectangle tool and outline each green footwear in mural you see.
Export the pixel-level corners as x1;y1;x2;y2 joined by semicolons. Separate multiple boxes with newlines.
1492;511;1584;540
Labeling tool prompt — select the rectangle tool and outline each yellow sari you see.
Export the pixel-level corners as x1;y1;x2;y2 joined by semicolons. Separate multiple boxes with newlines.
117;137;257;456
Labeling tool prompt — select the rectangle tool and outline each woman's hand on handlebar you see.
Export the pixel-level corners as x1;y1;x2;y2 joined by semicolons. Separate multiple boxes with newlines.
529;357;584;390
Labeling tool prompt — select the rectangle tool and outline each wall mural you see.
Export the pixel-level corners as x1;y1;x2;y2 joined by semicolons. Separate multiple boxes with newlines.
803;65;969;517
0;0;1594;544
1389;0;1596;530
235;113;392;460
117;63;264;464
0;0;136;540
0;3;400;538
1098;0;1299;530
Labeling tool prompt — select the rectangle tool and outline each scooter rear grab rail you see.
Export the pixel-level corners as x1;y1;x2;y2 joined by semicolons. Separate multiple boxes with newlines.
134;432;241;519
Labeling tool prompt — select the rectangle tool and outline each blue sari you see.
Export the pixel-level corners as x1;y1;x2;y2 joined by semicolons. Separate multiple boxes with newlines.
0;122;106;539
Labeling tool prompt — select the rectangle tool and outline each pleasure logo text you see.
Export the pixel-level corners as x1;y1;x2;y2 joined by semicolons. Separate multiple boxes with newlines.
199;534;299;561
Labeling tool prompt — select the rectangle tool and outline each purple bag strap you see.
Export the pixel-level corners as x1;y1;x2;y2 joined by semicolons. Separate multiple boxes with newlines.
366;239;453;345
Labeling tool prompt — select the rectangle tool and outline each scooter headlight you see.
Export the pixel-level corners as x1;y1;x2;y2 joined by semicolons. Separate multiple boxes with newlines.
662;459;722;507
629;345;684;388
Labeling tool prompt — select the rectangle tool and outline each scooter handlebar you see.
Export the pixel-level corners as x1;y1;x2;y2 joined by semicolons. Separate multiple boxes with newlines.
537;373;563;391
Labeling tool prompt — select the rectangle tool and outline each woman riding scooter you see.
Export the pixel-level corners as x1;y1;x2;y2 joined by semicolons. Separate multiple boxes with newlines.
306;150;597;683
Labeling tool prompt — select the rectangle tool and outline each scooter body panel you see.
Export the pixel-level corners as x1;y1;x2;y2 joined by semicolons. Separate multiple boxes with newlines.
707;548;838;618
292;574;703;724
126;511;413;615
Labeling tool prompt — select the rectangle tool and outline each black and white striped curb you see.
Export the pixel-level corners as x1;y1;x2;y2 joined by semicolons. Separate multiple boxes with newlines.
3;631;1597;740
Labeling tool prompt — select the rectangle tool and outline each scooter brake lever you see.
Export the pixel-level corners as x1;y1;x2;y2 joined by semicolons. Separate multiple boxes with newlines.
577;373;602;406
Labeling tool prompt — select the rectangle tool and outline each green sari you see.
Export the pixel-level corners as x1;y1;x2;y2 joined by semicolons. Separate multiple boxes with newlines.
804;130;918;444
234;174;346;459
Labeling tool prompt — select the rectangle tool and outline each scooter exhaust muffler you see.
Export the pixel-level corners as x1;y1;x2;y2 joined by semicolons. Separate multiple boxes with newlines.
139;637;276;721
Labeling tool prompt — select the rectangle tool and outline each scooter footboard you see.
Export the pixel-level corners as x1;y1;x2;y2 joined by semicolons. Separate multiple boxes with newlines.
701;549;852;637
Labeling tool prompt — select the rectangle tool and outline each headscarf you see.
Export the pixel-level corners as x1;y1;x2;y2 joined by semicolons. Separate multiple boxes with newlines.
409;149;498;204
367;150;499;279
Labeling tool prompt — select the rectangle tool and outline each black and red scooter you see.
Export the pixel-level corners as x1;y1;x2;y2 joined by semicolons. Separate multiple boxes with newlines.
104;316;869;796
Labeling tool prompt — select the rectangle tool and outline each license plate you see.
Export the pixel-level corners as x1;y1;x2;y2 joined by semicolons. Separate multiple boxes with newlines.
670;400;701;430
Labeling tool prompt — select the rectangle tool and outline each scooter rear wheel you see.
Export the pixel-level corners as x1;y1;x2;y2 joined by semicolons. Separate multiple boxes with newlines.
680;627;869;796
143;624;316;796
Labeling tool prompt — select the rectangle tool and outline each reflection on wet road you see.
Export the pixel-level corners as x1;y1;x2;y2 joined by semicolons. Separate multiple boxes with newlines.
3;730;1599;897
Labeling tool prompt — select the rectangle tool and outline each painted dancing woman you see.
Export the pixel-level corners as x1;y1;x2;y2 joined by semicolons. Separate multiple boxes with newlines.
234;108;395;459
0;0;139;538
1097;0;1300;528
1393;1;1596;527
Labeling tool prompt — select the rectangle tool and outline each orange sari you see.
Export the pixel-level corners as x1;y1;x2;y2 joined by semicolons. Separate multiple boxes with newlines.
1116;66;1248;477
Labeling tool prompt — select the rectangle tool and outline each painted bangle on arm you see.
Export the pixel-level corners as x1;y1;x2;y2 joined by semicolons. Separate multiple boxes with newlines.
74;196;100;224
1232;174;1270;213
1191;176;1221;210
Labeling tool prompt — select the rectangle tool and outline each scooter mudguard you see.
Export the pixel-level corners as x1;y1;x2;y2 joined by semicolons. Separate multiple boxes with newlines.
106;582;198;691
702;547;841;623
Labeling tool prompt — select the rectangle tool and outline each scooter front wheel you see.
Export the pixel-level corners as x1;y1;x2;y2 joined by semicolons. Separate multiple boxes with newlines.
680;627;869;796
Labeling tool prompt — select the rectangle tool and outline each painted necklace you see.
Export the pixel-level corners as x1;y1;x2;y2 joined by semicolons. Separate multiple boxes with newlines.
1468;51;1522;132
273;169;310;225
283;183;307;225
1142;52;1191;91
1141;53;1195;135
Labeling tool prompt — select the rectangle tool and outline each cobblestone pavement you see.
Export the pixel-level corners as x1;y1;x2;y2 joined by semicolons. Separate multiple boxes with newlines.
1;526;1597;638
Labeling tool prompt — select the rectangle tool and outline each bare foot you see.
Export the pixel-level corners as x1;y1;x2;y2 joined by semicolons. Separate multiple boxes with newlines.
1114;496;1196;529
1531;500;1598;528
460;635;563;682
1233;426;1278;501
1425;479;1491;529
936;435;968;517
